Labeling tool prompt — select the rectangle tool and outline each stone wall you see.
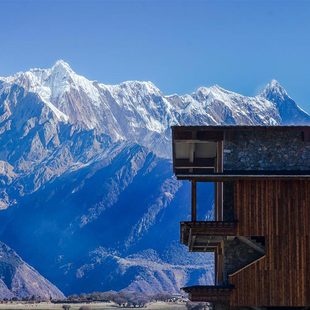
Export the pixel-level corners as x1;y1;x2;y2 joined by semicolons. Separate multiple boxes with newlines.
223;129;310;171
224;237;262;277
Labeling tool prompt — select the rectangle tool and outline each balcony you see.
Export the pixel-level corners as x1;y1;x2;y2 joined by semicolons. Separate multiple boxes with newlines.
182;285;234;303
181;221;237;251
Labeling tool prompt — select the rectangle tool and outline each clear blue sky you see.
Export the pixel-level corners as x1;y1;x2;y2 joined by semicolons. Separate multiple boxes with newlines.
1;0;310;112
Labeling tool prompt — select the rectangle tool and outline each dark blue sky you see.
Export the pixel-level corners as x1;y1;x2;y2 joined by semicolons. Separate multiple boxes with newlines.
1;0;309;112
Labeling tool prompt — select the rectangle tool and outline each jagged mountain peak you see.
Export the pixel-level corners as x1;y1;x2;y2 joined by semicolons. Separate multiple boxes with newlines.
260;79;289;101
194;86;211;96
195;84;243;98
259;79;310;125
27;60;75;78
269;79;282;88
118;80;162;94
209;84;228;92
7;60;76;84
52;59;72;71
5;60;85;90
47;60;75;81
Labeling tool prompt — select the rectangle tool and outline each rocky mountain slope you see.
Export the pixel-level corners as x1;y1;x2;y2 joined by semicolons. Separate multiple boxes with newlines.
0;61;309;296
0;241;64;300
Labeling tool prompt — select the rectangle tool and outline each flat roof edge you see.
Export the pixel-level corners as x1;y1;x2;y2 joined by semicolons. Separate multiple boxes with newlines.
177;174;310;181
171;125;310;130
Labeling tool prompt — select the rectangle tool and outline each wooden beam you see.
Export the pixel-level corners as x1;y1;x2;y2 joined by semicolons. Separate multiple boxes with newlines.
173;129;224;141
191;180;197;222
216;244;224;285
174;158;215;169
189;234;196;252
221;240;227;285
214;141;223;287
189;143;195;163
189;223;237;236
177;173;310;181
189;143;195;173
215;141;224;221
216;141;224;171
214;248;218;285
174;139;218;144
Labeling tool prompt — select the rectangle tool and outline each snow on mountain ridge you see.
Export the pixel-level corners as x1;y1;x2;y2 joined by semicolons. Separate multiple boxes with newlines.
0;60;103;124
260;79;289;101
190;84;280;126
1;61;309;157
259;79;310;125
103;80;178;134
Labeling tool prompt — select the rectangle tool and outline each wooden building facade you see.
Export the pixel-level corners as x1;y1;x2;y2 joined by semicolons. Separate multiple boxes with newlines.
172;126;310;309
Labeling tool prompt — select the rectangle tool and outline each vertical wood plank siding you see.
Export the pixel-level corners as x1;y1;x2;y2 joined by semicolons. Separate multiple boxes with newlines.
229;180;310;307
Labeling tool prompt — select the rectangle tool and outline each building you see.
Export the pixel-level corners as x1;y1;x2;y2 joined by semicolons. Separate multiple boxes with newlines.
172;126;310;309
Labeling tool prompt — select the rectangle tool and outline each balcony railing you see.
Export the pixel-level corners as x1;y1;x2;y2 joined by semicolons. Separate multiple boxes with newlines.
181;221;237;248
182;285;234;303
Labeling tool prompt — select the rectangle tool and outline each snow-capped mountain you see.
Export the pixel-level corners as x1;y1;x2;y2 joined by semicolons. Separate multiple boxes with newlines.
0;241;64;300
1;60;308;158
260;79;310;124
0;61;309;296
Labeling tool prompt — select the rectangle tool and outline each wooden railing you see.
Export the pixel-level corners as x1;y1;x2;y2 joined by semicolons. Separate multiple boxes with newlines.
182;285;234;302
181;221;237;245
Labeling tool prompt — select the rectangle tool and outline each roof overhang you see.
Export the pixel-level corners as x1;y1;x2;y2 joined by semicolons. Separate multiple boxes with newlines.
172;126;310;179
177;171;310;181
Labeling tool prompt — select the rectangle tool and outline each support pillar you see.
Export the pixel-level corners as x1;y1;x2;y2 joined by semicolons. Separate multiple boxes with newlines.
191;180;197;222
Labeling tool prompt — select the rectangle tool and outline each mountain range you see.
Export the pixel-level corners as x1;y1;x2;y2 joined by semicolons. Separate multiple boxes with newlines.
0;60;309;298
